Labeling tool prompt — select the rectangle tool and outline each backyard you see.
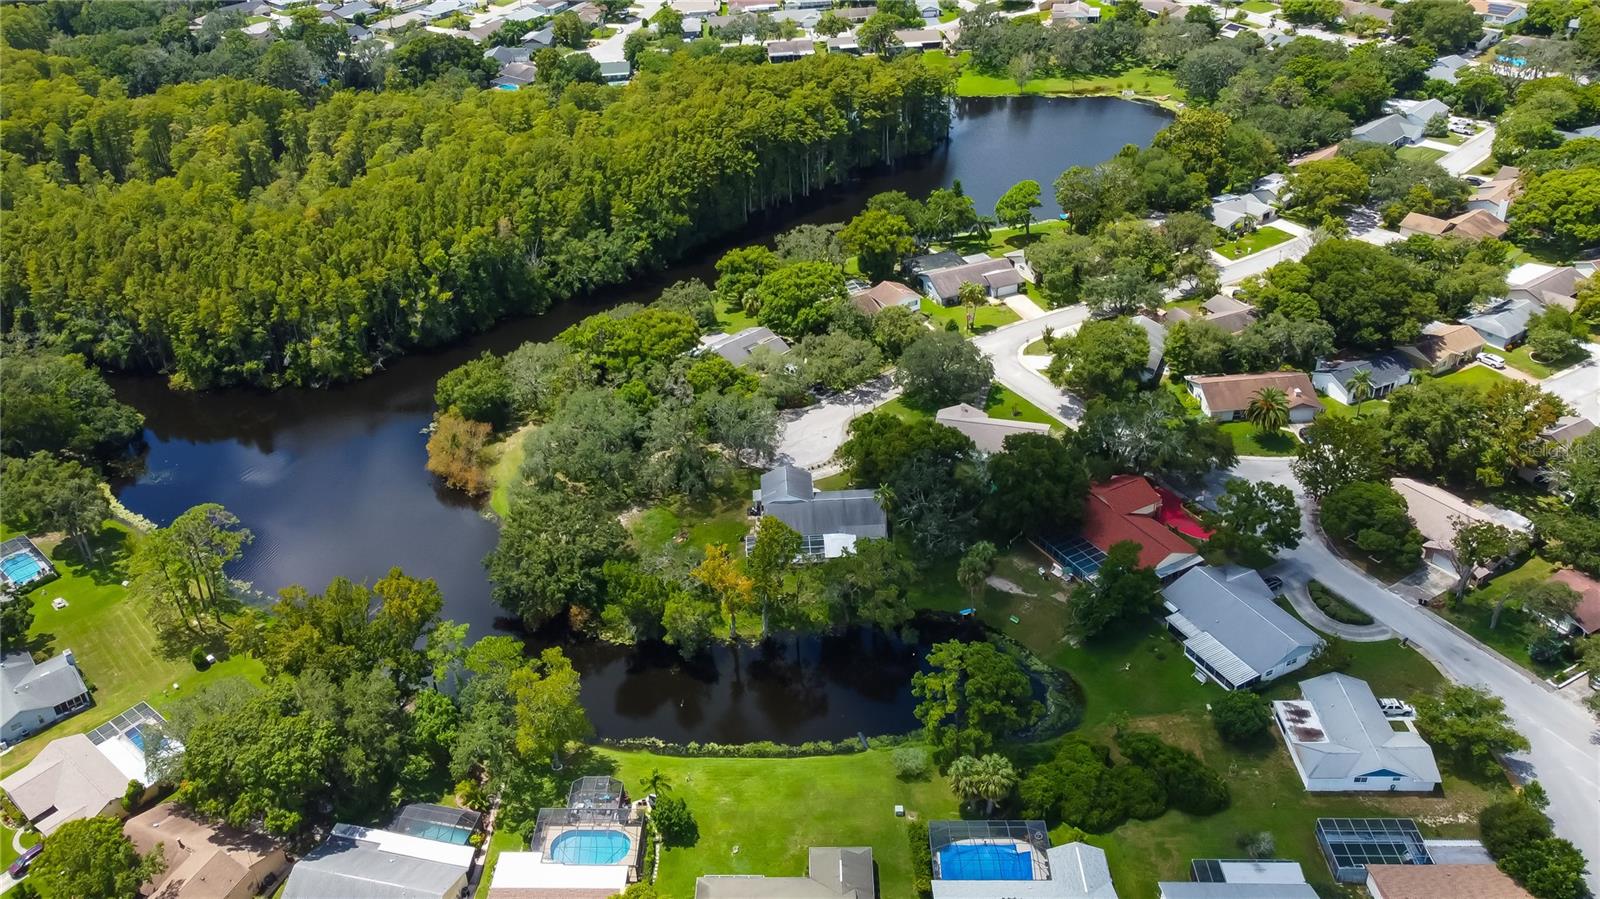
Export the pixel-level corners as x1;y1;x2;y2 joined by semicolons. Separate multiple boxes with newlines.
0;524;266;778
605;749;961;899
936;53;1184;106
983;384;1058;425
1212;225;1293;260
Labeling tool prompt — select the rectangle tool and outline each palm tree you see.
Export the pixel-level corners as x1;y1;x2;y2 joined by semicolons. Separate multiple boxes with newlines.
958;282;985;332
948;754;1017;815
640;768;672;796
1346;368;1373;416
1246;386;1290;434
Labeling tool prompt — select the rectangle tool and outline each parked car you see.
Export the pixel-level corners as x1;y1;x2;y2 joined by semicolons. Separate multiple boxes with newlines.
1478;352;1506;369
9;843;42;878
1378;698;1417;719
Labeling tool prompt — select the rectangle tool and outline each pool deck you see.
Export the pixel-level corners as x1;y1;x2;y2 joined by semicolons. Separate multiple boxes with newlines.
532;822;645;881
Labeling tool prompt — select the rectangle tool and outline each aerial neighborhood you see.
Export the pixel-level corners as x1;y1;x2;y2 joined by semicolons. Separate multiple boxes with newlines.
1;0;1598;897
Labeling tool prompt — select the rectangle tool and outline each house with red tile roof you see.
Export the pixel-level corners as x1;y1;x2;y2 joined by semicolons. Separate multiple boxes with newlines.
1083;475;1203;578
1550;568;1600;636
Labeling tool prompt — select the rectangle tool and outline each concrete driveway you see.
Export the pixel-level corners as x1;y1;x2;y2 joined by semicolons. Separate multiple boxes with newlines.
1217;458;1600;889
1439;126;1496;176
774;375;900;472
1542;342;1600;422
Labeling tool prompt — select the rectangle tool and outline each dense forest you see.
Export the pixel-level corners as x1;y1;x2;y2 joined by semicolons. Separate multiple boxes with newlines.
1;29;951;388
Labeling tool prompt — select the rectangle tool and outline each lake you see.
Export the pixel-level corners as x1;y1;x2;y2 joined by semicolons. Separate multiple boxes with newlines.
110;95;1168;739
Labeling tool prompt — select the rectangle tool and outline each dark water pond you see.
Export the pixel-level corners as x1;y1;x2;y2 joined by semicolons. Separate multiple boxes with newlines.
109;96;1167;739
536;615;989;742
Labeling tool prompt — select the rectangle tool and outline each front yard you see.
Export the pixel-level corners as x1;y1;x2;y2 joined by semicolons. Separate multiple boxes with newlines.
919;297;1021;334
1435;556;1570;678
1433;364;1516;392
984;384;1057;425
1212;225;1294;260
1500;342;1585;380
1219;421;1299;456
1397;145;1448;164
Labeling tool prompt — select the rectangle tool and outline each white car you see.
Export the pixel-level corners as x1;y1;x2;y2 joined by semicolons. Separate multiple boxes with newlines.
1478;352;1506;369
1379;698;1417;719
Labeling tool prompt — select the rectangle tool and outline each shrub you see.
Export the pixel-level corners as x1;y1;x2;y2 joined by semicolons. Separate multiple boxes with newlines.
1528;634;1571;666
1239;831;1276;859
1115;731;1230;815
1479;797;1553;859
652;796;698;847
908;820;933;898
121;779;143;812
1308;581;1374;626
891;747;932;780
1210;690;1273;745
190;646;209;670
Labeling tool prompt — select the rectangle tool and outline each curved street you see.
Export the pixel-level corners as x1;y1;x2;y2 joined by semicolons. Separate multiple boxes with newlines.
1215;457;1600;890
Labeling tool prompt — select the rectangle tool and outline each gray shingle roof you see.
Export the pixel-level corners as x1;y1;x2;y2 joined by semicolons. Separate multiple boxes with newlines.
702;327;790;365
1281;673;1442;784
2;652;89;718
922;258;1019;301
283;832;469;899
1461;297;1535;341
756;465;886;540
1315;352;1416;392
1156;885;1318;898
1162;566;1323;686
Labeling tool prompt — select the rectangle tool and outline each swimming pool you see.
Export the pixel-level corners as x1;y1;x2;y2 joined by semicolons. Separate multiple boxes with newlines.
398;821;473;845
937;842;1034;881
1;552;44;586
548;830;632;865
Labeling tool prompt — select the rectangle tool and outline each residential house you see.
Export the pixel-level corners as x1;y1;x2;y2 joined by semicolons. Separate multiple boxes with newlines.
522;24;556;46
1368;864;1532;899
1424;53;1473;82
775;8;822;28
1131;314;1166;383
1051;0;1100;25
1400;322;1485;374
1186;372;1323;422
125;803;290;899
1460;297;1536;349
1210;193;1276;232
571;1;603;23
1546;414;1596;445
1351;98;1449;147
1470;0;1527;26
766;38;816;61
837;5;876;21
469;17;510;41
1506;263;1587;311
1550;568;1600;637
1083;475;1203;578
728;0;780;12
1341;0;1394;23
1274;673;1441;792
917;256;1022;305
1;650;91;743
697;847;875;899
682;16;703;35
0;734;129;835
1163;566;1323;690
905;250;965;275
331;0;375;19
850;280;922;315
418;0;472;19
935;403;1053;454
1139;0;1183;15
1312;352;1416;405
919;2;941;20
699;327;790;366
1248;173;1288;206
893;28;943;50
1158;859;1316;899
928;826;1118;899
1317;819;1437;883
485;44;532;65
789;0;834;7
826;33;861;52
1495;34;1569;77
674;0;718;15
1397;209;1508;240
492;61;537;89
750;465;888;559
1390;477;1533;583
599;60;631;82
283;824;474;899
1199;295;1256;334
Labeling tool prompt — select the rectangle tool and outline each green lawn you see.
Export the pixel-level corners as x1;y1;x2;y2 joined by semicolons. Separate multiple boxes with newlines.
603;749;960;899
1238;0;1276;10
1212;226;1293;260
474;828;527;899
0;524;267;778
1436;556;1568;677
487;423;534;518
1500;343;1584;380
1023;337;1051;355
1397;145;1448;164
943;54;1183;106
1319;395;1389;420
716;301;760;334
942;219;1069;258
918;297;1019;335
629;471;759;568
984;384;1057;425
1218;421;1299;456
1433;364;1515;392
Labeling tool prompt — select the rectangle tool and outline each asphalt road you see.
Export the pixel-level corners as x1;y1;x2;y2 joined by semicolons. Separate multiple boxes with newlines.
971;304;1092;426
1220;458;1600;888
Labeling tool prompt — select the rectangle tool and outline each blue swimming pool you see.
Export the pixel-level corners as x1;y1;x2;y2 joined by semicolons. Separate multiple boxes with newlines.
549;830;632;865
937;842;1034;881
1;552;44;586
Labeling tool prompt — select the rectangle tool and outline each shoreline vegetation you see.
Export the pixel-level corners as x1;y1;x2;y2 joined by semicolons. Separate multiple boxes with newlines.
923;52;1186;109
